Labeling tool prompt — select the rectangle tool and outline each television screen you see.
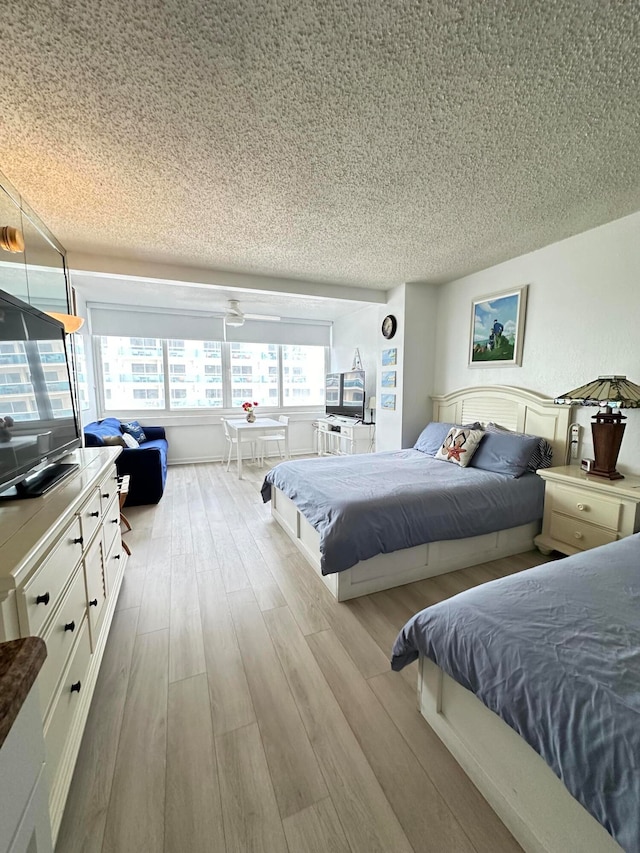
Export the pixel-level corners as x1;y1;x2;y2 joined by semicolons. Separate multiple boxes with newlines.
341;370;365;417
0;289;81;498
325;370;365;420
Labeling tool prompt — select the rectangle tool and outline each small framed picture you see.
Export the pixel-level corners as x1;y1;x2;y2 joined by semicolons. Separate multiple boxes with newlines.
469;284;528;367
381;371;396;388
382;348;397;366
380;393;396;411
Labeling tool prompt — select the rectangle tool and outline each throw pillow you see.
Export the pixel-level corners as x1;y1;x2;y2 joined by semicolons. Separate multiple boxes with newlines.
434;427;485;468
102;435;126;447
121;420;147;443
122;432;140;448
414;421;482;456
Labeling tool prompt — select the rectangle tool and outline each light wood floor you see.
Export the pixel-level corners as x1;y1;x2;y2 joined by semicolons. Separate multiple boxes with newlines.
56;459;552;853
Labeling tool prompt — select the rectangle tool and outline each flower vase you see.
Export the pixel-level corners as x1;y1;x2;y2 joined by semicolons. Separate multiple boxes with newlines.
246;412;256;423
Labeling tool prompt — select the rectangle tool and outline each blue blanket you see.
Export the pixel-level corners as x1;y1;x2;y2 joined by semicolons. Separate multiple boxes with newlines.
261;450;543;574
392;534;640;852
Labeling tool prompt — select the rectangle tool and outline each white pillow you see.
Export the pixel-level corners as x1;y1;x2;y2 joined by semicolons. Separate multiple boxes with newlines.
435;427;485;468
122;432;140;448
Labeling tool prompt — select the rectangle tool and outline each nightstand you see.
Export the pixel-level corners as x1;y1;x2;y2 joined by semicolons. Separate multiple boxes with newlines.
534;465;640;556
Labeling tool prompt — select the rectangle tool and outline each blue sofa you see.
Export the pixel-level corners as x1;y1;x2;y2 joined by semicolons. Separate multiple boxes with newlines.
83;418;168;506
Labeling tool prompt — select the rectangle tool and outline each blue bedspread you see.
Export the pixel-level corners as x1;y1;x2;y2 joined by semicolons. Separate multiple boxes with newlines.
261;450;543;574
391;534;640;852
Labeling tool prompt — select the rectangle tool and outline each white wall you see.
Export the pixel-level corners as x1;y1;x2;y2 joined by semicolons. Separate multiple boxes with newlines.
434;209;640;474
331;304;379;414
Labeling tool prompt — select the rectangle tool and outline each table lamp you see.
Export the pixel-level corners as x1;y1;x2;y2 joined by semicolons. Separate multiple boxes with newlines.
554;375;640;480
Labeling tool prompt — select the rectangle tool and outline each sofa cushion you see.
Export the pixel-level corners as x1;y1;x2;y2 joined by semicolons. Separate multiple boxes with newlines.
121;420;147;443
102;435;126;447
83;418;124;447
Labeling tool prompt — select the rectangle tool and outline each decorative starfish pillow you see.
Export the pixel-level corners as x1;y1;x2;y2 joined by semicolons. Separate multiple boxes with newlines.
434;427;485;468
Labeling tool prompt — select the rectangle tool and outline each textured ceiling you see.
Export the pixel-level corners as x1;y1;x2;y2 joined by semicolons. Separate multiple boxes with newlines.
1;0;639;289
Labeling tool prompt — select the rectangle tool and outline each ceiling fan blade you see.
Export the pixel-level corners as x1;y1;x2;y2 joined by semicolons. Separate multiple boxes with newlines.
244;313;281;322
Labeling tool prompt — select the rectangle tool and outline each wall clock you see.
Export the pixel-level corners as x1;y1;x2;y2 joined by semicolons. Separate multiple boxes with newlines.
381;314;397;339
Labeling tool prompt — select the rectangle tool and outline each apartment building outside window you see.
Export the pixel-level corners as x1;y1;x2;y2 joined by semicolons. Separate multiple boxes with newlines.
96;336;326;412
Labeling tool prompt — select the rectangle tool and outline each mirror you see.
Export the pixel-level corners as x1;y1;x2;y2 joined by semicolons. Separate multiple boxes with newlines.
0;172;70;314
0;185;28;303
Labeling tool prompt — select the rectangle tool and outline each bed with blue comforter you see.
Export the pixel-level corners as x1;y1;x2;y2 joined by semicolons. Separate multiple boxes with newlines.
391;534;640;852
261;449;544;575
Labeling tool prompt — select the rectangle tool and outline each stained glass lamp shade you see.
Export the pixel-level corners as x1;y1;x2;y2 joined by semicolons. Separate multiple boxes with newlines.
554;375;640;480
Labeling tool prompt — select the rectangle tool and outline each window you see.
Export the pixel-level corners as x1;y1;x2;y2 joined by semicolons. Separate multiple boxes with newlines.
281;345;325;408
97;337;326;412
101;337;164;409
230;342;277;407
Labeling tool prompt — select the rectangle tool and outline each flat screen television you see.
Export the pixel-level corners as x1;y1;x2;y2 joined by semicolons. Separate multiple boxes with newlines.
0;288;81;499
325;370;365;421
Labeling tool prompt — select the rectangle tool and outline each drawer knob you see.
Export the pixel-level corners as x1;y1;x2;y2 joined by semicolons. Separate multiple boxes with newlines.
89;598;98;607
73;536;84;546
36;592;50;606
102;492;110;499
111;518;119;524
70;681;82;694
64;620;76;632
89;511;100;518
576;503;586;511
114;554;121;560
574;532;584;540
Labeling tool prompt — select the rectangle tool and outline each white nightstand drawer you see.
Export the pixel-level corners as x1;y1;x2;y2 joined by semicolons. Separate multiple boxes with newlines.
552;485;621;530
22;518;84;636
549;512;618;551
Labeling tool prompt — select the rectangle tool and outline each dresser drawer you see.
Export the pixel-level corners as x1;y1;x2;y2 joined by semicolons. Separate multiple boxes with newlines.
98;469;119;515
102;492;121;558
44;617;91;794
22;518;84;636
104;535;125;594
552;485;621;531
84;535;107;651
38;565;88;721
549;512;618;552
77;487;102;546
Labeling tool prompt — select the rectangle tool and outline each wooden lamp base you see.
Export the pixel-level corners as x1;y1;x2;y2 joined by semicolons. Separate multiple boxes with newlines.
590;409;626;480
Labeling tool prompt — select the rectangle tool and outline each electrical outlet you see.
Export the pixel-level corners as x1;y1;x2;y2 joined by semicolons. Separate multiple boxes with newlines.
570;424;581;459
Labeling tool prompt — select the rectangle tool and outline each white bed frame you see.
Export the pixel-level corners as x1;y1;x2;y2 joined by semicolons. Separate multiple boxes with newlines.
418;657;622;852
270;385;573;601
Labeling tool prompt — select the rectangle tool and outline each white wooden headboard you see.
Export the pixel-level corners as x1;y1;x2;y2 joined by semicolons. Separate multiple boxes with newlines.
431;385;574;466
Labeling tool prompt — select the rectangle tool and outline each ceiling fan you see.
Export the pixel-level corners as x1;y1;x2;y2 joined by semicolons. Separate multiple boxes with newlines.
221;299;281;327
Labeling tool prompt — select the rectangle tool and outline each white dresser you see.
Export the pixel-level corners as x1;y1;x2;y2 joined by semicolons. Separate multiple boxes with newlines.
0;448;127;845
314;418;374;455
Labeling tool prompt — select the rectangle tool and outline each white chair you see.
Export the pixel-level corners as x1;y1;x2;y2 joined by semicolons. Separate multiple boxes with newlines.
257;415;289;466
221;418;256;472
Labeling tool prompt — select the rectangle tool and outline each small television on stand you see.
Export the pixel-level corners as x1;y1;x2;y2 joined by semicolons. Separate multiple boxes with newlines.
0;288;82;500
324;370;365;422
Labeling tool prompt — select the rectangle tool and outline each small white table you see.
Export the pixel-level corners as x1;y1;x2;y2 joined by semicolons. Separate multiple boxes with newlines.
225;418;290;479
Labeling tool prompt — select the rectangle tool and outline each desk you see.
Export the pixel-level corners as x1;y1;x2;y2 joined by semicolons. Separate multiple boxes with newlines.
225;418;290;479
